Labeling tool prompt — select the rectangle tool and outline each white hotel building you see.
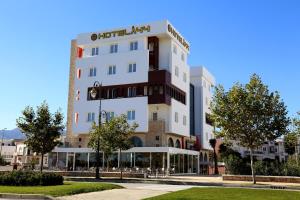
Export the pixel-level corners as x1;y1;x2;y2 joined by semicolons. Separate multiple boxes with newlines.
50;20;216;174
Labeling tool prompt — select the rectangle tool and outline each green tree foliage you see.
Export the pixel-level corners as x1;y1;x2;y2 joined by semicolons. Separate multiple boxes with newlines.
284;133;298;155
211;74;290;183
88;114;137;179
16;101;64;172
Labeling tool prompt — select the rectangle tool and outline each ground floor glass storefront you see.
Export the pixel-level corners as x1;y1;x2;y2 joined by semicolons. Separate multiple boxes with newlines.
48;147;200;175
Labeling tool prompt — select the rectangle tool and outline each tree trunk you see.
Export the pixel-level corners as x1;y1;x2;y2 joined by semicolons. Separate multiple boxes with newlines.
249;148;256;184
213;148;219;175
119;149;123;180
40;154;44;172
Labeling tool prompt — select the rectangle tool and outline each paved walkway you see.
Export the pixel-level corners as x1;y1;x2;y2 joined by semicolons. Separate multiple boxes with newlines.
58;183;197;200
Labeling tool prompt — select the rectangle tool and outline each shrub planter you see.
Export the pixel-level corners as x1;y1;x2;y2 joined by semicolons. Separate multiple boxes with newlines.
223;175;300;183
0;171;64;186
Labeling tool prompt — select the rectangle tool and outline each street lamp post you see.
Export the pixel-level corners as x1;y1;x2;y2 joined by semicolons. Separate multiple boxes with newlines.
0;128;7;156
90;81;107;179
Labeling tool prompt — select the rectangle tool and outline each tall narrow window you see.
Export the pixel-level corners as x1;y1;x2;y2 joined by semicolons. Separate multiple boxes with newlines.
75;90;80;101
128;63;136;73
110;44;118;53
175;112;178;123
76;68;81;79
91;47;99;56
75;113;79;125
183;115;187;126
106;112;114;121
173;45;177;54
77;47;83;58
153;112;158;121
181;52;185;62
127;87;137;97
130;41;138;51
183;72;187;82
175;66;179;77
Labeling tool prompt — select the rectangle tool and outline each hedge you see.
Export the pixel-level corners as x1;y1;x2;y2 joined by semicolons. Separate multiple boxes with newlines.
0;171;63;186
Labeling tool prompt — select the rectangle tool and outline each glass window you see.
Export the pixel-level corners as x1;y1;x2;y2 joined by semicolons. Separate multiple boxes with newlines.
175;112;178;123
181;52;185;61
130;41;138;51
87;112;95;122
153;112;158;121
175;66;179;77
91;47;99;56
106;112;114;121
127;110;135;120
89;67;96;77
108;65;116;75
110;44;118;53
173;45;177;54
128;63;136;73
183;72;187;82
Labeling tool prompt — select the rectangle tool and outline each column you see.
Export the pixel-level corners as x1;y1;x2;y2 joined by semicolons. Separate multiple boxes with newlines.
87;153;90;169
133;152;136;168
162;153;165;170
56;152;59;168
118;151;120;168
197;154;200;174
130;153;133;168
66;152;68;168
150;152;152;169
73;153;76;171
167;152;170;175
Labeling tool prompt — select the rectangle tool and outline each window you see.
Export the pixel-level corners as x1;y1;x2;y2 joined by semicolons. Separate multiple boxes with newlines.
110;44;118;53
112;88;117;98
89;67;96;77
106;112;114;121
108;65;116;75
127;87;136;97
87;112;95;122
91;47;99;56
127;110;135;120
159;86;163;94
175;112;178;123
149;87;153;95
155;136;160;141
78;138;82;142
173;45;177;54
74;113;79;125
175;66;179;77
183;115;187;126
130;41;138;51
76;69;81;79
144;86;148;95
181;52;185;61
128;63;136;73
183;72;187;82
75;90;80;101
153;112;158;121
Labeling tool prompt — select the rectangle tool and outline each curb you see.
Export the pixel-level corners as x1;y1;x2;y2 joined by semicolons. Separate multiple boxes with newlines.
65;177;300;191
0;193;55;200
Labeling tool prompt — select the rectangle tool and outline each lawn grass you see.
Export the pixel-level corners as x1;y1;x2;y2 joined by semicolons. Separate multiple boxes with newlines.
145;187;300;200
0;181;122;197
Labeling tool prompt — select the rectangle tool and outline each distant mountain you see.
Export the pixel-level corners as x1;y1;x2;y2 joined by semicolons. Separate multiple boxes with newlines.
1;128;66;140
1;128;25;139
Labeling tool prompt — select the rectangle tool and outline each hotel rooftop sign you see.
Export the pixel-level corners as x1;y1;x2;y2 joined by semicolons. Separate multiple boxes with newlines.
91;25;151;41
84;21;189;52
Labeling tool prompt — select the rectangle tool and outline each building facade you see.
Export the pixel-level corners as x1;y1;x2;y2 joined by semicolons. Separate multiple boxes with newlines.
60;20;216;174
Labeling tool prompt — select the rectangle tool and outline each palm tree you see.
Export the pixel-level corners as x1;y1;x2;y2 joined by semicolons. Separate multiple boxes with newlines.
209;138;219;175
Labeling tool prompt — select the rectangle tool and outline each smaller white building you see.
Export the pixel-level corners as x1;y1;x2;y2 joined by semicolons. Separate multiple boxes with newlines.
0;139;16;163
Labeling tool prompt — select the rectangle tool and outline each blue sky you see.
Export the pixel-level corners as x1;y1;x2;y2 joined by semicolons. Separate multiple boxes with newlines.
0;0;299;129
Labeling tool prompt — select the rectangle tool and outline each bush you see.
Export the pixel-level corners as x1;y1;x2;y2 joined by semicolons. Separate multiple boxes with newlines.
0;171;63;186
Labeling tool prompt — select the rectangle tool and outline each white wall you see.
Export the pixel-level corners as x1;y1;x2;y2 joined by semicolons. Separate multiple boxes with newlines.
73;97;148;134
190;66;215;150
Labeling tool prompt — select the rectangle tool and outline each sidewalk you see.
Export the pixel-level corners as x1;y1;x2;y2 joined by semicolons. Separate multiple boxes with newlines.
57;183;196;200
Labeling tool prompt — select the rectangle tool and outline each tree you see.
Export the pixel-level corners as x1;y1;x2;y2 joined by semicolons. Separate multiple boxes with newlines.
88;114;137;179
284;133;298;155
108;115;138;179
211;74;290;184
209;138;219;174
16;101;64;172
